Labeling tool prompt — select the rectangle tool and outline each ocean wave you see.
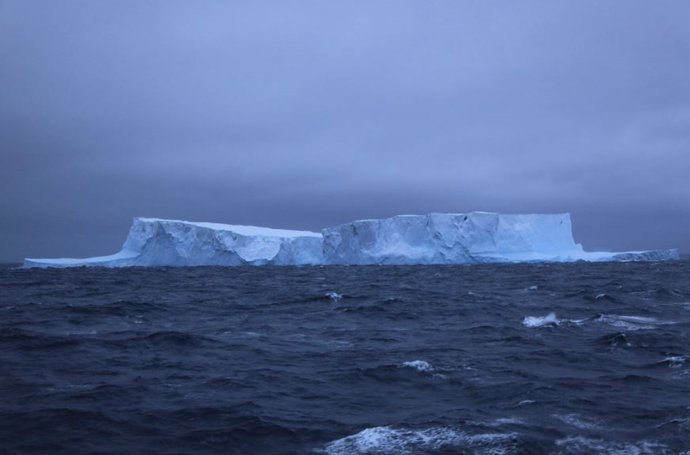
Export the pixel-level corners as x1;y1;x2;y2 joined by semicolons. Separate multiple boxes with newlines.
661;355;688;369
325;292;343;302
3;263;690;454
487;417;527;427
320;426;518;455
284;333;353;350
554;435;669;455
552;413;602;431
63;299;164;316
515;400;536;407
401;360;434;372
0;329;83;351
593;293;617;302
523;312;560;327
102;330;227;349
522;313;676;331
645;288;685;301
594;314;674;331
596;332;632;348
656;416;690;431
349;363;447;383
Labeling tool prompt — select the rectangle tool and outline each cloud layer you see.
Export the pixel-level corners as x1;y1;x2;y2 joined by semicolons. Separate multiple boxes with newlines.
2;1;689;261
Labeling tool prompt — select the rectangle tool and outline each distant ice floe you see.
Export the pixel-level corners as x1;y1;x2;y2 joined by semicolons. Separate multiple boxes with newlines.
401;360;434;372
320;426;518;455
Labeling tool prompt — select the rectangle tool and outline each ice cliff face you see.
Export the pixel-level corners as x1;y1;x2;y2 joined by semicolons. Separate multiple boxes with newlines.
118;218;324;266
23;213;680;268
24;218;324;268
322;212;584;264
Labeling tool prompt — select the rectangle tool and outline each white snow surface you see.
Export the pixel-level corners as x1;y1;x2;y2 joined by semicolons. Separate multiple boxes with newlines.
152;218;321;239
24;213;680;267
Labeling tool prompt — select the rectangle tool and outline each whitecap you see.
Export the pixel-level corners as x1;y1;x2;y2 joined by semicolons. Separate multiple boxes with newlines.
321;426;518;455
324;340;354;350
656;416;690;430
516;400;536;407
522;312;559;328
567;317;587;326
663;355;688;368
488;417;526;426
554;435;668;455
401;360;434;372
595;314;674;331
553;413;601;431
326;292;343;302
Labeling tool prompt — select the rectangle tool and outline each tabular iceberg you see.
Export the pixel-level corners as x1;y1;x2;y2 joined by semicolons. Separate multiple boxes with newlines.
23;213;679;268
24;218;324;268
323;212;581;264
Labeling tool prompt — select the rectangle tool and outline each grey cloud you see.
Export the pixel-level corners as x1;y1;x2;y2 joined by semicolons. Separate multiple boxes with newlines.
1;0;689;261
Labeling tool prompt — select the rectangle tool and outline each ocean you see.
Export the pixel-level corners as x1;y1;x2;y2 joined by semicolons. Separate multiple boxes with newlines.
1;261;689;454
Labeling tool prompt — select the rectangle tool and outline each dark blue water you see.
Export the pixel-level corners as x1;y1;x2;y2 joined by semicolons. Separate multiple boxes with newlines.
1;262;690;454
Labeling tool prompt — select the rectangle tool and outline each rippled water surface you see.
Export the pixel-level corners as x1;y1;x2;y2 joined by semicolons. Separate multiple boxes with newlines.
1;262;690;454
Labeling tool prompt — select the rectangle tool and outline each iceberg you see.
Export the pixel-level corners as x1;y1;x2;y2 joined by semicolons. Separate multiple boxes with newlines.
23;213;680;268
322;212;679;264
24;218;324;268
324;212;578;264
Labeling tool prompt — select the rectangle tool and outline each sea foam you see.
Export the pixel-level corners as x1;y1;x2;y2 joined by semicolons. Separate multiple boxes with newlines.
554;435;668;454
595;314;674;331
321;426;517;455
522;312;560;327
401;360;434;372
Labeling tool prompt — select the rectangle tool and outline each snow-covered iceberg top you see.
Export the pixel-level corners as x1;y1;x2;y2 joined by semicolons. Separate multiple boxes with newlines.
23;213;680;268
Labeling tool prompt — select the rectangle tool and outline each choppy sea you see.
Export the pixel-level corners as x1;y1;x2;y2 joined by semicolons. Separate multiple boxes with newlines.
1;261;690;454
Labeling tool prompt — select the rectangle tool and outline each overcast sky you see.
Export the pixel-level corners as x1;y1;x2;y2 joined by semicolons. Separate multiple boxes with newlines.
1;0;689;262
